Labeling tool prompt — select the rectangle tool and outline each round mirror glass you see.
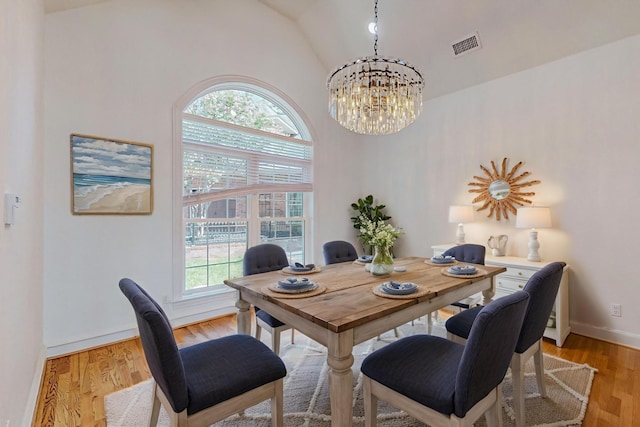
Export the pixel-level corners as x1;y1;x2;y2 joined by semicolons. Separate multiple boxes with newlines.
489;180;510;200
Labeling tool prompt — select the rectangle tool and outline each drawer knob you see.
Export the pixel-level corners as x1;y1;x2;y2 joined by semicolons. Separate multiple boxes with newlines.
518;272;523;276
518;284;524;289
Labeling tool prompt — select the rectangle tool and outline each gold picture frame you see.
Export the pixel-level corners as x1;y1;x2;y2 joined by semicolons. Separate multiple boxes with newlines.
71;134;153;215
468;158;540;221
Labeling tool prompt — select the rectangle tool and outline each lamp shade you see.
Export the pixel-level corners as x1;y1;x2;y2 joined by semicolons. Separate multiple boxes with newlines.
516;207;551;229
448;205;474;224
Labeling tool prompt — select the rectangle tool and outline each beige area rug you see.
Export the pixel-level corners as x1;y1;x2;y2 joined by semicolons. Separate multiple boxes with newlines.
105;321;596;426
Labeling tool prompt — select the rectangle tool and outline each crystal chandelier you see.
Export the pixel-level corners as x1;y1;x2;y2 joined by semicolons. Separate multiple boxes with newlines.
327;0;425;135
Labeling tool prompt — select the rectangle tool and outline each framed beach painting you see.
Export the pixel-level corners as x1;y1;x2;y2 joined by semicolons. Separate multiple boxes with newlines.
71;134;153;215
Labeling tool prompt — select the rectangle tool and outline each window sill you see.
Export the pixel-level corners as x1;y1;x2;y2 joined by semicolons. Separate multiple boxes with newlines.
170;287;238;323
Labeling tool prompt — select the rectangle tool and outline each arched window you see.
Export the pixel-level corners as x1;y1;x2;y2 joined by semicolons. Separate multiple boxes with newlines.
175;78;313;296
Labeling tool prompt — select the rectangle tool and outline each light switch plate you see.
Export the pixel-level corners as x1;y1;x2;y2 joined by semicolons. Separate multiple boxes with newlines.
4;193;22;225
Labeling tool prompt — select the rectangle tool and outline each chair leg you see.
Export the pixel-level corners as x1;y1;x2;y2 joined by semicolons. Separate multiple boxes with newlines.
149;383;161;427
272;330;281;356
166;409;187;427
363;377;378;427
255;324;262;341
291;328;295;344
511;354;526;427
427;310;439;334
271;378;284;427
533;340;547;397
484;385;502;427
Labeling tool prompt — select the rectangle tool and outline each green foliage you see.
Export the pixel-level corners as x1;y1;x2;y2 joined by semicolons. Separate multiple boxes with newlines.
185;90;286;134
350;194;391;231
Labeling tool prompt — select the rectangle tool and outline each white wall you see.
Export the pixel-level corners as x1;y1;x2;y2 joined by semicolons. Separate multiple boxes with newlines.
43;0;362;355
0;0;45;425
370;35;640;348
43;0;639;356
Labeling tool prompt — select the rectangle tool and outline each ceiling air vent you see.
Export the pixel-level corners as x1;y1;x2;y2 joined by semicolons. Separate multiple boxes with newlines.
452;32;481;57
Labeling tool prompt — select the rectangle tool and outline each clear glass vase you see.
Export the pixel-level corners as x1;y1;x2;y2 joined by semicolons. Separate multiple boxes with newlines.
370;245;394;276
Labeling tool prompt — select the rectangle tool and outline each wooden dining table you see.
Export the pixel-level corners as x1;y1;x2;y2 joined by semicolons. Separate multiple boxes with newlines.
224;256;506;427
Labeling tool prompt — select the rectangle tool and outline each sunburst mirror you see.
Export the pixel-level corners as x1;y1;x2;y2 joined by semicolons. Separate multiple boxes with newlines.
468;158;540;221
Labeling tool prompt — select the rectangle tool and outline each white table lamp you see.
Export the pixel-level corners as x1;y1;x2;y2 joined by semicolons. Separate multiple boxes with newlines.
516;206;551;262
449;205;474;245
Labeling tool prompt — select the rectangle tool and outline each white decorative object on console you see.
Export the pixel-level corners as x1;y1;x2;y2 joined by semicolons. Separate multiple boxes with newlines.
487;234;508;256
516;206;551;262
448;205;474;244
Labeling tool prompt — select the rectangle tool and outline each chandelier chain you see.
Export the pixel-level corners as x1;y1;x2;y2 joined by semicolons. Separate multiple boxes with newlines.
373;0;379;57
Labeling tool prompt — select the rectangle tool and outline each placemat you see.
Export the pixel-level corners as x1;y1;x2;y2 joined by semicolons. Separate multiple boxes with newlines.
281;266;322;275
262;283;327;299
424;259;459;267
372;284;432;299
440;267;488;279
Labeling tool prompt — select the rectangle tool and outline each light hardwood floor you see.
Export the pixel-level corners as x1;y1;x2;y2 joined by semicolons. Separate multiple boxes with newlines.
32;313;639;426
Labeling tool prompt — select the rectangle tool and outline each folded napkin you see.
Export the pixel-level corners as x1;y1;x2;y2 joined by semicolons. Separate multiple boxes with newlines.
387;281;405;289
431;255;455;263
449;265;477;275
289;262;315;272
381;281;418;295
278;277;312;289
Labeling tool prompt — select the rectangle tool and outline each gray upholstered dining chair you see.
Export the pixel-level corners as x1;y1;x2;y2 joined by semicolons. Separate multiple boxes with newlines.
424;243;486;329
445;261;566;427
243;243;294;355
442;243;486;265
119;278;286;427
322;240;358;264
361;291;530;427
442;243;486;309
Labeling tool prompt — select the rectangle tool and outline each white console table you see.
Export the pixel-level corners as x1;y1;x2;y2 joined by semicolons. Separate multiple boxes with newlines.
432;244;570;347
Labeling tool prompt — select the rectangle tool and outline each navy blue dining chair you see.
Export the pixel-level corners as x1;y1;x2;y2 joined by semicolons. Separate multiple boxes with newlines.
442;243;486;265
445;261;566;427
243;243;294;355
119;278;286;426
424;244;486;330
361;291;530;426
322;240;358;265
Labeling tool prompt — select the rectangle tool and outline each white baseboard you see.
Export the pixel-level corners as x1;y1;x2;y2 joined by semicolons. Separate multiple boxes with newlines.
46;291;239;357
570;321;640;350
22;345;47;427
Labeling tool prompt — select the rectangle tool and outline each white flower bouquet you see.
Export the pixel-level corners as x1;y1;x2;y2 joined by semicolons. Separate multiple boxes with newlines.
358;217;402;249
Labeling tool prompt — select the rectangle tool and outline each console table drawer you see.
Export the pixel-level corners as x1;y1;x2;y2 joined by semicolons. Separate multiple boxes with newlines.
502;266;537;281
496;276;526;293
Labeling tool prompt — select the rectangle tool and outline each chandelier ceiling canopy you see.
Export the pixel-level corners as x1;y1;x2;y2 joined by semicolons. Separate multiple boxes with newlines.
326;0;425;135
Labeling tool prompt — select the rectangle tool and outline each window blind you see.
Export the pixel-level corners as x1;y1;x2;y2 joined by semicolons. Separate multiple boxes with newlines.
182;114;312;206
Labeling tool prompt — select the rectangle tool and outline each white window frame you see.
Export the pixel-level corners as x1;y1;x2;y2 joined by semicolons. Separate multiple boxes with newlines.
172;75;315;302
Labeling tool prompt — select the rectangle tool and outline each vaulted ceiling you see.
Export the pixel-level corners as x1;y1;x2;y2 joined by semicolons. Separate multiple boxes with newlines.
44;0;640;100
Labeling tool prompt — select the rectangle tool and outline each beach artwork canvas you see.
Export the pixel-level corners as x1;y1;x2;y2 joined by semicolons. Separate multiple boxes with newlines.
71;134;153;214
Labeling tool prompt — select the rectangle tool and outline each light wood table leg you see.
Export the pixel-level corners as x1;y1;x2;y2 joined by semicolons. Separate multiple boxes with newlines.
482;276;496;305
236;298;251;335
327;330;355;427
